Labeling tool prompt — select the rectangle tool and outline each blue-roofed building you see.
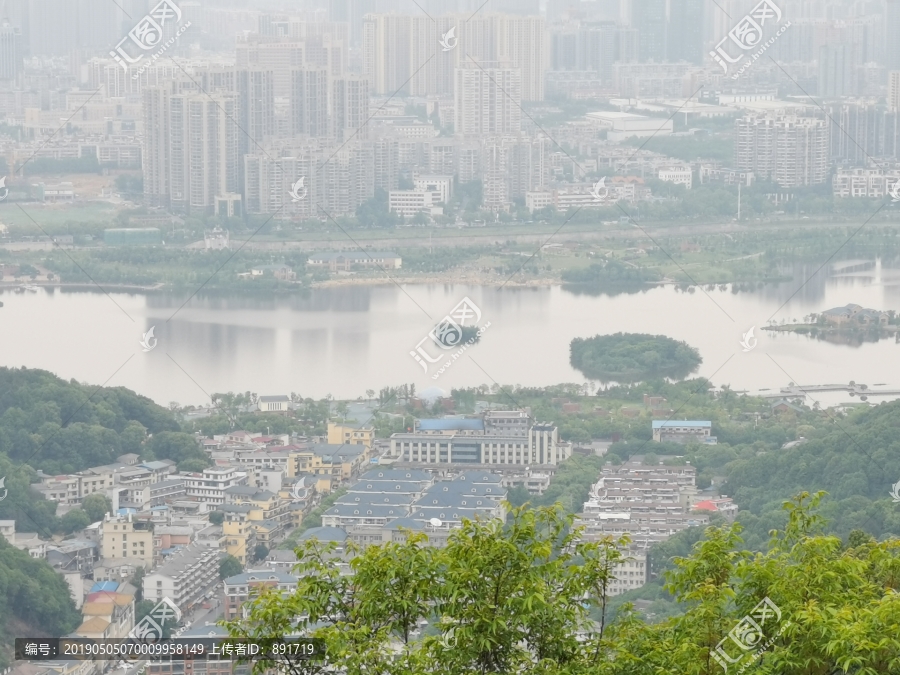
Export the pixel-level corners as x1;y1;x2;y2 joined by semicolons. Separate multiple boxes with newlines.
651;420;714;444
417;418;485;433
390;411;570;467
298;526;348;543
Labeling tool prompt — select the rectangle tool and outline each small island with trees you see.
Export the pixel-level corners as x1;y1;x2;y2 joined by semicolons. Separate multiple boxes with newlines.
569;332;702;383
763;303;900;345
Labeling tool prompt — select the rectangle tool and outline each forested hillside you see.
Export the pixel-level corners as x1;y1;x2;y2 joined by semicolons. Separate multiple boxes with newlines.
0;367;196;533
0;536;81;668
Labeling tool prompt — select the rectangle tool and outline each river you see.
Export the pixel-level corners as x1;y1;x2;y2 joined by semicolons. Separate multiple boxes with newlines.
2;257;899;407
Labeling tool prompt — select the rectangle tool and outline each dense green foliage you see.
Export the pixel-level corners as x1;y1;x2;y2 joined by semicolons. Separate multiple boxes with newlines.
0;536;81;668
227;496;900;675
561;260;661;294
508;454;605;515
0;367;180;533
219;555;243;580
279;489;349;549
569;333;702;383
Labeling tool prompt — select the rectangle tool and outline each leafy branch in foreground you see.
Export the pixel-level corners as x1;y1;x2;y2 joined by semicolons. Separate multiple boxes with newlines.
224;496;900;675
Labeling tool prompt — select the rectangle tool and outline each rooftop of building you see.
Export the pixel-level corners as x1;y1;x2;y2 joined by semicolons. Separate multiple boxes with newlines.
359;469;433;482
418;418;485;431
298;526;348;543
147;544;220;578
323;504;408;518
651;420;712;429
224;570;298;585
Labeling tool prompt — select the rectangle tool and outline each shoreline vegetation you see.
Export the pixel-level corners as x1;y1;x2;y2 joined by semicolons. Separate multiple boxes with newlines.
2;222;900;294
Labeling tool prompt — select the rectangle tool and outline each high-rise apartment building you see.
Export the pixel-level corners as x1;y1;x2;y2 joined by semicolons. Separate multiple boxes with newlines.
886;0;900;70
332;75;370;142
825;104;900;163
237;69;276;157
818;45;855;98
633;0;666;62
142;82;241;214
735;115;829;188
363;13;545;100
666;0;704;64
0;18;22;83
290;68;329;137
889;72;900;112
454;65;521;138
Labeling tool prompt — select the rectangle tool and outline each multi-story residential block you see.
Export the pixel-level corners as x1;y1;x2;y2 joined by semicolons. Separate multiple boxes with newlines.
223;571;298;621
142;544;222;610
454;66;522;138
388;188;443;217
833;167;900;198
327;422;376;450
76;592;134;640
658;166;692;189
579;462;708;552
734;115;829;187
651;420;715;444
182;467;249;508
221;504;257;565
101;514;154;569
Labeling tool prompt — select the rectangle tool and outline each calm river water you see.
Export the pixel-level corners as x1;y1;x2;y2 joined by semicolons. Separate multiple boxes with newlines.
2;257;900;407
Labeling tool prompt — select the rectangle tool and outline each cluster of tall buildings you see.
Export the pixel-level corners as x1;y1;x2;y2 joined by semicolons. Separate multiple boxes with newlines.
0;0;899;217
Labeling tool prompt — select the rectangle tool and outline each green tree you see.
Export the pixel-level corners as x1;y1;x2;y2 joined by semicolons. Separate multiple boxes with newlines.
209;511;225;526
145;431;205;463
130;566;145;602
253;544;269;563
219;554;243;580
81;493;112;522
59;508;90;533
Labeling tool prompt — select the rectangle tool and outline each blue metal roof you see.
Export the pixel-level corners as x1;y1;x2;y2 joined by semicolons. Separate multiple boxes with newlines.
90;581;119;593
652;420;712;428
418;418;484;431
